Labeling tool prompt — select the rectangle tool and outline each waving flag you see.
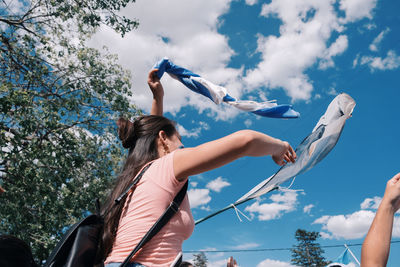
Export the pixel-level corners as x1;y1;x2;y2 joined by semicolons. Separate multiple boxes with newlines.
327;244;360;266
153;58;300;119
196;93;356;224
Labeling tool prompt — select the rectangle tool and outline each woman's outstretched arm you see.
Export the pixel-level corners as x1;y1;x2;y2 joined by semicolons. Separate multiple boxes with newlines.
148;69;164;116
173;130;296;181
361;173;400;267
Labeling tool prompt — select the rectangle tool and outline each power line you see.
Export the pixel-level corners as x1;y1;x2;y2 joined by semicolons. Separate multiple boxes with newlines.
183;240;400;253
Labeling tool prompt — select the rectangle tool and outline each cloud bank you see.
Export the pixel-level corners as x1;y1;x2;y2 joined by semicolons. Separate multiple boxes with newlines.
89;0;379;120
314;196;400;239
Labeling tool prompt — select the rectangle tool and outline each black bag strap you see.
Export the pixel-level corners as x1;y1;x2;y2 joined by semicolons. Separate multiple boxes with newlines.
114;163;153;205
119;181;188;267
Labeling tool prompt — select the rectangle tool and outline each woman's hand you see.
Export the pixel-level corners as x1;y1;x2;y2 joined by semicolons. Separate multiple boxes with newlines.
148;69;164;100
227;256;238;267
272;141;296;166
382;173;400;213
148;69;164;115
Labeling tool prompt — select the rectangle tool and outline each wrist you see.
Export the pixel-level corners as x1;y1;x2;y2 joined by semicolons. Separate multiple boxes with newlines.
380;197;397;214
153;94;164;100
270;139;285;156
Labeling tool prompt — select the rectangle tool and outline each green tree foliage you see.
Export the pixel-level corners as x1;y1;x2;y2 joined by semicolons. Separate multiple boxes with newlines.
291;229;331;267
0;0;139;263
193;252;208;267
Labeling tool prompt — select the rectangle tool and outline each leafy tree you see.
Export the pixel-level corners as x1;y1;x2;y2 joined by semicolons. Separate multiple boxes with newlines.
0;0;139;263
193;252;208;267
291;229;331;267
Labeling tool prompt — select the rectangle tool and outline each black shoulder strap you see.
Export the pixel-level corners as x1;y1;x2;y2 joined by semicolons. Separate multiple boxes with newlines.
120;181;189;267
114;163;153;204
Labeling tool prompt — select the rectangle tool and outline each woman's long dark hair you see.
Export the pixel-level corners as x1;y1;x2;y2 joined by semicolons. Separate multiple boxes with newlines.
99;115;177;261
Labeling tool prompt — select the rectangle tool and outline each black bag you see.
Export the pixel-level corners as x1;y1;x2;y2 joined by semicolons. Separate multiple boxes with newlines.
44;163;187;267
44;214;103;267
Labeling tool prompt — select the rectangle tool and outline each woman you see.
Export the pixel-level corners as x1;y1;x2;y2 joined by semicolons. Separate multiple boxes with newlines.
101;70;296;267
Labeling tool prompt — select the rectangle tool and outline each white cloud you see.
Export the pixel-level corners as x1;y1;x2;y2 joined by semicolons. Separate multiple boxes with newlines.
364;23;377;31
245;0;344;100
352;54;360;68
315;195;400;240
188;176;230;209
270;189;298;204
320;231;334;239
369;28;390;52
246;202;293;221
245;190;299;221
319;35;348;69
206;177;231;192
313;210;375;239
339;0;377;23
232;242;260;250
245;0;258;6
316;212;400;240
200;205;211;211
188;188;211;208
360;50;400;71
360;196;381;210
244;119;253;128
257;258;294;267
303;204;314;214
244;0;377;101
176;121;209;138
328;87;338;95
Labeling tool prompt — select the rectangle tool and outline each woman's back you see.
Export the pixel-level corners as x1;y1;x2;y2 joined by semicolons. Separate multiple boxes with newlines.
104;151;194;266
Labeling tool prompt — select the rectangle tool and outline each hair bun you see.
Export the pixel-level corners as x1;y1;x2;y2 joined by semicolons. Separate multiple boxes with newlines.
116;118;136;148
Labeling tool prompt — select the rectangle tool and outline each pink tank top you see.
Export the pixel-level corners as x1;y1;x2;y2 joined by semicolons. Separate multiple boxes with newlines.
105;151;194;266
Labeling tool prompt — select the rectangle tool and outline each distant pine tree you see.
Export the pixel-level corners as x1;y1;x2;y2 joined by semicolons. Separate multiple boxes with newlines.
291;229;331;266
193;252;208;267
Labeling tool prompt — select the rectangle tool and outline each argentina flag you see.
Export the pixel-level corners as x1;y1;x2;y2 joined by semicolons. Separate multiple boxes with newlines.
153;58;300;119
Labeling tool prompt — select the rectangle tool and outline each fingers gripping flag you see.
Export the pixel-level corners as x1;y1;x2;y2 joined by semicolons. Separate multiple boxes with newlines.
153;58;300;119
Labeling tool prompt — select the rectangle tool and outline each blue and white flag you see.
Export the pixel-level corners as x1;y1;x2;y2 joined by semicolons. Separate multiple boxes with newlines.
327;248;351;266
235;93;356;202
153;58;300;119
195;93;355;225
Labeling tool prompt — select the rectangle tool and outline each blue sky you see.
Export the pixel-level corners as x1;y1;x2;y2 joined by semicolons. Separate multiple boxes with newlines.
90;0;400;266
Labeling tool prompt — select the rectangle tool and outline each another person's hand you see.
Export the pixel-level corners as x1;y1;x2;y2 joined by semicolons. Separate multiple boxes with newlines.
227;256;238;267
382;173;400;212
148;69;164;100
272;141;296;166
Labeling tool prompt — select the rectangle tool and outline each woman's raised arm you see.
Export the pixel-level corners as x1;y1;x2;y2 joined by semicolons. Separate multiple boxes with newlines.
148;69;164;116
361;173;400;267
173;130;296;181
